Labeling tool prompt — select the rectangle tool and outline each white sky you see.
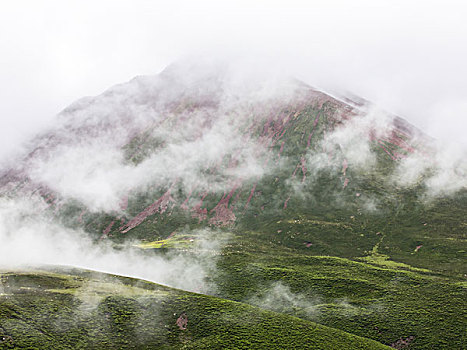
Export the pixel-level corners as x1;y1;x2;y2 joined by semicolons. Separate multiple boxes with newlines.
0;0;466;159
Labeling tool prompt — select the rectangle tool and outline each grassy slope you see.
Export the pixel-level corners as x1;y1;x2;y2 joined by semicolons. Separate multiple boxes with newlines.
0;268;391;350
213;231;466;349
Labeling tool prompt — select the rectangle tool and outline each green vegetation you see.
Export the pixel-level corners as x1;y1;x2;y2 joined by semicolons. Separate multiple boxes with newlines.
137;233;196;249
214;232;466;349
0;268;391;349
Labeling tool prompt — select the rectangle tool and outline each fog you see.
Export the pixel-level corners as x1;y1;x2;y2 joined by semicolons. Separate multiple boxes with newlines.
247;281;384;321
0;64;285;291
301;107;467;197
0;195;224;294
1;0;467;161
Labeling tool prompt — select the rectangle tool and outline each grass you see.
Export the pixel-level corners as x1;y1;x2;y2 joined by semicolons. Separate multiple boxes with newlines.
136;233;197;250
0;267;391;349
213;235;466;349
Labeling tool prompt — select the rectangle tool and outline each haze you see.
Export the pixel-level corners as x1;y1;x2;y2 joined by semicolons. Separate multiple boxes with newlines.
1;0;466;160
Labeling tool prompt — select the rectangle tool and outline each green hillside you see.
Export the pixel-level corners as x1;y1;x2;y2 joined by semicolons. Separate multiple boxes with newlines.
0;268;391;349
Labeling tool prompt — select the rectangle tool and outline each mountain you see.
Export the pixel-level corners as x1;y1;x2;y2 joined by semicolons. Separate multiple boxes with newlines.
0;61;466;349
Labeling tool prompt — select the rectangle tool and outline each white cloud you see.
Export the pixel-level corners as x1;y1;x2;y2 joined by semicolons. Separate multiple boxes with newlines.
22;66;273;212
0;195;222;294
1;0;467;161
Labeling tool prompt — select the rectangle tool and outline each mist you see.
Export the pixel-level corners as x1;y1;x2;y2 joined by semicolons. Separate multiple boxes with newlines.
10;63;285;213
0;194;225;294
247;281;384;322
1;0;467;163
0;64;291;291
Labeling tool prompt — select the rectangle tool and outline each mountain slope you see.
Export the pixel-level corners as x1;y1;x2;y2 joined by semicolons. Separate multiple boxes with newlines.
0;62;465;349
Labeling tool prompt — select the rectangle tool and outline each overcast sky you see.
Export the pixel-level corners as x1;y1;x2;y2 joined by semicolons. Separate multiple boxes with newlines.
0;0;466;159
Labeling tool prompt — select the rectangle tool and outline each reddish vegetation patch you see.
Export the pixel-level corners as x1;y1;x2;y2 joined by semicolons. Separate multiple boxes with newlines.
192;207;208;222
259;104;309;152
343;178;349;189
191;192;208;222
209;185;239;226
244;183;257;210
339;106;358;121
292;163;299;178
121;187;175;233
307;113;321;148
209;202;236;226
284;196;290;209
385;130;416;154
377;141;397;161
390;336;415;349
38;188;56;208
342;158;348;176
369;123;420;161
278;141;285;157
306;132;313;148
101;221;115;239
176;312;188;330
306;113;320;148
